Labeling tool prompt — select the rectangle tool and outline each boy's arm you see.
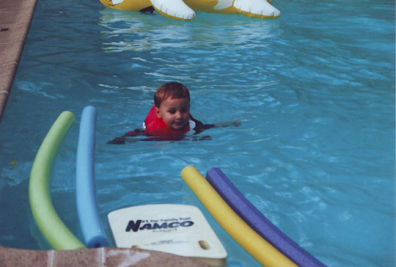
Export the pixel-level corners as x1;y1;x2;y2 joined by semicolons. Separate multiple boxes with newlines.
106;129;143;144
212;119;241;128
107;137;126;144
192;118;241;134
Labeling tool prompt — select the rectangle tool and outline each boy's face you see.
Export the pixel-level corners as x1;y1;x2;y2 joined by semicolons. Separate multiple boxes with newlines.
155;97;190;130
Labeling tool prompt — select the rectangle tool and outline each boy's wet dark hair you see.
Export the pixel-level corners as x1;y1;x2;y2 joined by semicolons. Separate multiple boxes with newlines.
154;82;190;108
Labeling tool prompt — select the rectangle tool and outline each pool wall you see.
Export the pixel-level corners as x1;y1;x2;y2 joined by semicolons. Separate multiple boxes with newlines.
0;0;210;265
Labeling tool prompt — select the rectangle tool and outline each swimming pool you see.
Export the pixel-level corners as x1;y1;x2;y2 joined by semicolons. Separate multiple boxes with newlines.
0;0;394;265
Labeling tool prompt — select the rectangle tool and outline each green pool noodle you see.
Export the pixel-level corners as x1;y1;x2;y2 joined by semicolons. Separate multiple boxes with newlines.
29;111;86;250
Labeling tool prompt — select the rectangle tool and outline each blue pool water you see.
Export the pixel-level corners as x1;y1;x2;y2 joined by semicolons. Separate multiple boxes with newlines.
0;0;394;266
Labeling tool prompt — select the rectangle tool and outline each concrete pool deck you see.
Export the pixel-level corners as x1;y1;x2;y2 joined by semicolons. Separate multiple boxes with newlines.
0;0;212;266
0;0;36;123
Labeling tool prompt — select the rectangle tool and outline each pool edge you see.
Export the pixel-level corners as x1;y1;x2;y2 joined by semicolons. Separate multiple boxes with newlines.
0;0;37;123
0;246;212;266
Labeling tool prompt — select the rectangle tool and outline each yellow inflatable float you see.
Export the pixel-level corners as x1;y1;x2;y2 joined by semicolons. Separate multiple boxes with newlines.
99;0;280;20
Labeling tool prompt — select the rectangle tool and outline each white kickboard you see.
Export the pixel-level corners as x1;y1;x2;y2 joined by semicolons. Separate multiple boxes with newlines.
108;204;227;265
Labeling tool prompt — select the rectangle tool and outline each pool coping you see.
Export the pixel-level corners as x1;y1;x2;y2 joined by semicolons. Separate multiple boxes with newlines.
0;1;212;266
0;246;212;266
0;0;35;123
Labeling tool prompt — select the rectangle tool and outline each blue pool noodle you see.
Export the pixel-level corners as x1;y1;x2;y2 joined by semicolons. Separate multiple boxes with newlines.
206;168;326;267
76;106;108;248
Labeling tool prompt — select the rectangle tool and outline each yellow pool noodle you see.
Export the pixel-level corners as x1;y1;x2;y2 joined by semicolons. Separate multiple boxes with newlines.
181;166;297;267
29;111;86;250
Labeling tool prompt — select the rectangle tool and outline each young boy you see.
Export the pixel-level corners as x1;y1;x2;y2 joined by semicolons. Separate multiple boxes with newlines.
108;82;239;143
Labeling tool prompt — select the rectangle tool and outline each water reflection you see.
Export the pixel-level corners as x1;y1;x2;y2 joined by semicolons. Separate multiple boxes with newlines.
98;9;281;52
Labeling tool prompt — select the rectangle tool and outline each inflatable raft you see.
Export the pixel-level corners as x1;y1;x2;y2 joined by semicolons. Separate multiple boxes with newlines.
100;0;280;20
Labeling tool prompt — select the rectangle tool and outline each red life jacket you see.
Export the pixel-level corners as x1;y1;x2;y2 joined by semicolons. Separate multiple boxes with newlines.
144;105;190;134
125;105;191;136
